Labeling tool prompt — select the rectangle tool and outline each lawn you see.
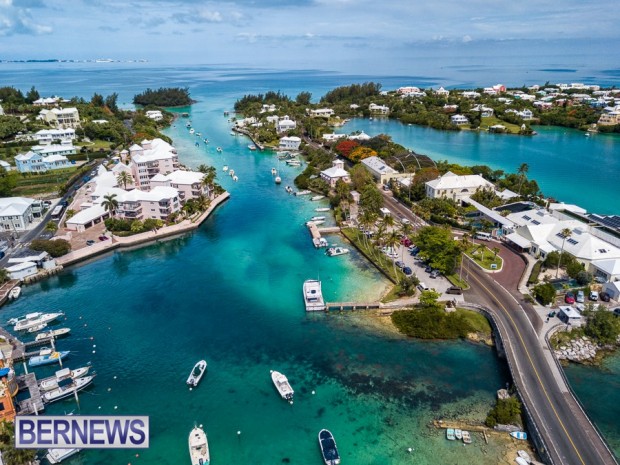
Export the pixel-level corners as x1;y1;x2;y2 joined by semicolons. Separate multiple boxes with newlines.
465;244;503;270
480;116;522;134
455;308;492;335
12;167;79;196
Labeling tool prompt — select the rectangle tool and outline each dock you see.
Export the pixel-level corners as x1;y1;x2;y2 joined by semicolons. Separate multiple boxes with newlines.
307;223;341;248
16;373;45;414
0;326;25;361
325;301;382;311
0;279;20;307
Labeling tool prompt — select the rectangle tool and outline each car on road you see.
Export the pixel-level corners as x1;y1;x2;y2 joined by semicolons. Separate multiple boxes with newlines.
589;290;599;301
429;270;440;279
403;266;413;276
395;260;405;269
446;286;463;295
600;292;610;302
565;292;576;304
576;290;585;303
400;217;410;225
86;240;96;246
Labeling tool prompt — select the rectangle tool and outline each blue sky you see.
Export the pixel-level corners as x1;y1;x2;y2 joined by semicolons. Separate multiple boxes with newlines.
0;0;618;72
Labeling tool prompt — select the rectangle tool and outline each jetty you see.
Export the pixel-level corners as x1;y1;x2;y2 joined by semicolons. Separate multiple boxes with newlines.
16;373;44;414
0;280;20;307
307;223;340;248
232;127;264;150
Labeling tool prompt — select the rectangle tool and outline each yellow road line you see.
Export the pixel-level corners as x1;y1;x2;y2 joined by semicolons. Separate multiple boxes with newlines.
470;272;587;465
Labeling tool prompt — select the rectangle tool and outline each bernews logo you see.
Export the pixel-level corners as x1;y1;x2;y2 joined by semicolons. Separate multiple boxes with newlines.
15;416;149;449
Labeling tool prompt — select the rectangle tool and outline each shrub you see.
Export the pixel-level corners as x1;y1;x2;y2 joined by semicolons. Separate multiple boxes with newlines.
30;239;71;257
527;261;542;285
533;282;556;305
485;397;522;427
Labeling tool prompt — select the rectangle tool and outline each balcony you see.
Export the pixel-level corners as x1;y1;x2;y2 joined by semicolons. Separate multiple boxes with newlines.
121;210;142;218
120;202;141;212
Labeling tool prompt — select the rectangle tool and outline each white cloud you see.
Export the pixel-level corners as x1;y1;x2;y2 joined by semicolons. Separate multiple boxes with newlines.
462;35;472;43
0;0;52;36
197;9;222;23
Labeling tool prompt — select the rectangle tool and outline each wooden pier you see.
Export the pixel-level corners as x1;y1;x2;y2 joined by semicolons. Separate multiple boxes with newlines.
0;326;25;361
16;373;44;414
325;301;382;311
307;223;341;248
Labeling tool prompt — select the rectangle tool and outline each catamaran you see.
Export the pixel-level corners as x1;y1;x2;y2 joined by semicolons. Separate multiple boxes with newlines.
189;425;210;465
270;370;294;403
303;279;325;312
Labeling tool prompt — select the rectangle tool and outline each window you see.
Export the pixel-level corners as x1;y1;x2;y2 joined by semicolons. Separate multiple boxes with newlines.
531;220;540;225
567;238;578;245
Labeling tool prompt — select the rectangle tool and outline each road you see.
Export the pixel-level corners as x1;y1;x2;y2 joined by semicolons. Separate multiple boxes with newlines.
465;262;618;465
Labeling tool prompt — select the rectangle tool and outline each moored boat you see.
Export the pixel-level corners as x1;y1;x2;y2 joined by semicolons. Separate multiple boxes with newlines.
306;220;324;226
295;190;311;196
29;348;70;367
517;450;531;462
516;457;529;465
510;431;527;440
315;207;330;212
271;167;277;175
217;147;222;152
27;323;47;333
311;216;326;221
270;370;294;403
303;279;325;312
187;360;207;387
446;428;456;440
8;286;21;300
14;312;64;332
326;247;349;257
223;165;228;172
318;429;340;465
35;328;71;341
286;159;301;166
46;447;80;464
285;186;293;194
43;375;94;403
229;169;235;177
454;428;462;440
275;175;281;184
248;144;257;151
189;425;210;465
8;312;42;325
462;430;472;444
310;195;325;201
39;366;91;392
189;129;195;134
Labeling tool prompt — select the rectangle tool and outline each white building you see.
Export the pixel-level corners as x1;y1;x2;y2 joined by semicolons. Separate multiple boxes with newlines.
37;107;80;128
369;103;390;115
31;144;76;157
308;108;334;118
33;129;76;144
322;133;347;143
116;186;181;221
348;131;371;141
5;262;38;280
33;97;61;106
462;91;480;99
0;198;35;231
64;205;111;232
129;139;180;190
145;110;163;121
450;114;469;125
276;116;297;132
14;152;71;173
472;105;494;117
425;171;495;202
320;160;350;188
361;156;401;185
150;170;208;201
279;136;301;151
435;87;450;97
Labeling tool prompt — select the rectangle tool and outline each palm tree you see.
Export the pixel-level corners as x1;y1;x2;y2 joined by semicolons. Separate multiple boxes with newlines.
476;243;486;263
116;171;133;190
517;163;529;195
200;166;217;197
385;230;401;278
101;193;119;216
492;246;501;263
556;227;572;278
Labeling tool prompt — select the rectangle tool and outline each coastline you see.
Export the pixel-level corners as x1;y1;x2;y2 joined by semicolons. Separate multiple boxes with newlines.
55;192;230;268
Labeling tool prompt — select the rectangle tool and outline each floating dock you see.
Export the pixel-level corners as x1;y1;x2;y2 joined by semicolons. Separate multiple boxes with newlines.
16;373;44;414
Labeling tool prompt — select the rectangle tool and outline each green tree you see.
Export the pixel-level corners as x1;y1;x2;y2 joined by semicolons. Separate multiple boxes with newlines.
91;93;105;107
0;268;9;284
105;93;119;113
25;85;40;104
30;239;71;257
359;184;383;214
0;420;37;465
556;228;572;278
492;246;501;262
0;115;25;139
517;163;529;195
296;91;312;105
413;225;463;274
566;260;584;279
0;167;17;196
584;308;620;344
101;193;119;216
116;171;133;190
533;282;556;305
543;251;560;269
419;289;442;308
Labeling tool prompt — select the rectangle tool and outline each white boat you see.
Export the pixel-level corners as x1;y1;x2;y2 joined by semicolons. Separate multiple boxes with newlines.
285;186;293;194
454;428;462;440
187;360;207;387
271;167;277;175
8;312;43;325
223;165;228;172
270;370;294;403
230;131;235;136
462;430;472;444
311;216;326;221
8;286;21;300
217;147;222;152
286;159;301;166
295;190;311;196
517;450;531;462
196;132;201;137
233;175;238;182
248;144;257;151
35;328;71;341
318;429;340;465
446;428;455;440
46;447;80;464
510;431;527;440
39;366;91;392
27;323;47;333
189;129;195;134
313;237;328;248
275;175;281;184
189;425;210;465
14;312;64;332
43;375;95;404
229;169;235;177
303;279;325;311
315;207;330;212
326;247;349;257
310;195;325;201
306;220;325;226
516;458;529;465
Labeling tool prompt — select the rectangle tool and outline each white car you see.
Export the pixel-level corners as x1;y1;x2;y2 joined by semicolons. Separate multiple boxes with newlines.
589;291;599;301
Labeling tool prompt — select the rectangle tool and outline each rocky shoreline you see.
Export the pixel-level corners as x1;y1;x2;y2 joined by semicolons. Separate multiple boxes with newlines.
554;335;619;364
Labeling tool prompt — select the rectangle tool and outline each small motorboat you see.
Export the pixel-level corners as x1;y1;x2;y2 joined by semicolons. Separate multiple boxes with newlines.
517;450;531;462
516;458;529;465
270;370;294;403
315;207;330;212
27;323;48;333
233;176;238;182
310;195;325;201
46;447;80;464
35;328;71;341
275;175;281;184
14;312;64;332
189;425;210;465
306;220;324;226
462;430;472;444
271;167;277;175
223;165;228;172
318;429;340;465
186;360;207;387
326;247;349;257
29;348;70;367
285;186;293;194
446;428;456;440
229;169;235;177
311;216;326;221
189;129;195;134
286;159;301;166
295;190;311;196
217;147;222;152
8;286;21;300
196;132;201;137
510;431;527;440
248;144;257;151
454;429;462;440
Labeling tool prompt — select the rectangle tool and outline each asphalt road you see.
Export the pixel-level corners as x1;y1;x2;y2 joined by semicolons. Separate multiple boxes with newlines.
465;262;618;465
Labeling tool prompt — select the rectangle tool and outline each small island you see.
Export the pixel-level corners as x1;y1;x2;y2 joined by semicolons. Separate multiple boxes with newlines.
133;86;194;107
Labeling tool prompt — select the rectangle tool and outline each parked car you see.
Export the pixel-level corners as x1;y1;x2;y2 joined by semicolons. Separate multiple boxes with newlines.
400;237;412;247
424;265;433;273
600;292;611;302
417;282;429;292
589;290;599;301
576;290;585;303
86;240;95;246
409;247;420;256
565;292;576;304
446;286;463;295
430;270;440;279
403;266;413;276
395;261;405;269
98;235;109;241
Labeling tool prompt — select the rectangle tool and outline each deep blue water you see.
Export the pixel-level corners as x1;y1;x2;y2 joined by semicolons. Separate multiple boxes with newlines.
0;64;618;463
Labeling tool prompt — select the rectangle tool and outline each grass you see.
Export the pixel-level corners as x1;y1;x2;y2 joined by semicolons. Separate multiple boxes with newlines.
446;273;469;290
527;260;543;285
550;327;586;349
455;309;492;335
480;116;522;134
391;306;492;340
12;167;80;196
465;244;503;270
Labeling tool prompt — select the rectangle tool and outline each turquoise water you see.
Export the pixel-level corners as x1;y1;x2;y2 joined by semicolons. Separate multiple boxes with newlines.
0;65;618;462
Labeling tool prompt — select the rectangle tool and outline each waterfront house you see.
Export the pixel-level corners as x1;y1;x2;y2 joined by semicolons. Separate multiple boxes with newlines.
116;186;181;222
489;124;506;133
277;116;297;132
33;128;76;144
450;114;469;125
129;138;180;190
506;109;534;120
350;103;360;110
145;110;163;121
598;112;620;126
0;197;35;231
369;103;390;115
425;171;494;202
150;170;209;201
472;105;495;117
308;108;334;118
360;156;402;185
37;107;80;128
348;131;371;141
279;136;301;151
320;160;350;188
6;261;38;280
322;133;347;143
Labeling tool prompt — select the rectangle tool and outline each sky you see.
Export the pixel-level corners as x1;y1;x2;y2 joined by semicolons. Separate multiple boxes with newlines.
0;0;619;73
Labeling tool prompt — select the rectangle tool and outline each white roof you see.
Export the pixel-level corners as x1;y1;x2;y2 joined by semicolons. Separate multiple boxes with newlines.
426;171;494;191
548;226;620;261
548;203;588;214
45;155;69;163
0;197;34;217
165;170;204;185
66;204;108;226
559;306;582;319
111;163;132;174
6;261;37;272
321;166;349;179
591;259;620;275
504;232;532;248
36;129;75;136
15;152;40;161
463;197;515;228
497;188;519;200
361;156;398;175
51;107;78;115
32;144;75;155
120;186;178;202
280;136;301;142
131;138;177;163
